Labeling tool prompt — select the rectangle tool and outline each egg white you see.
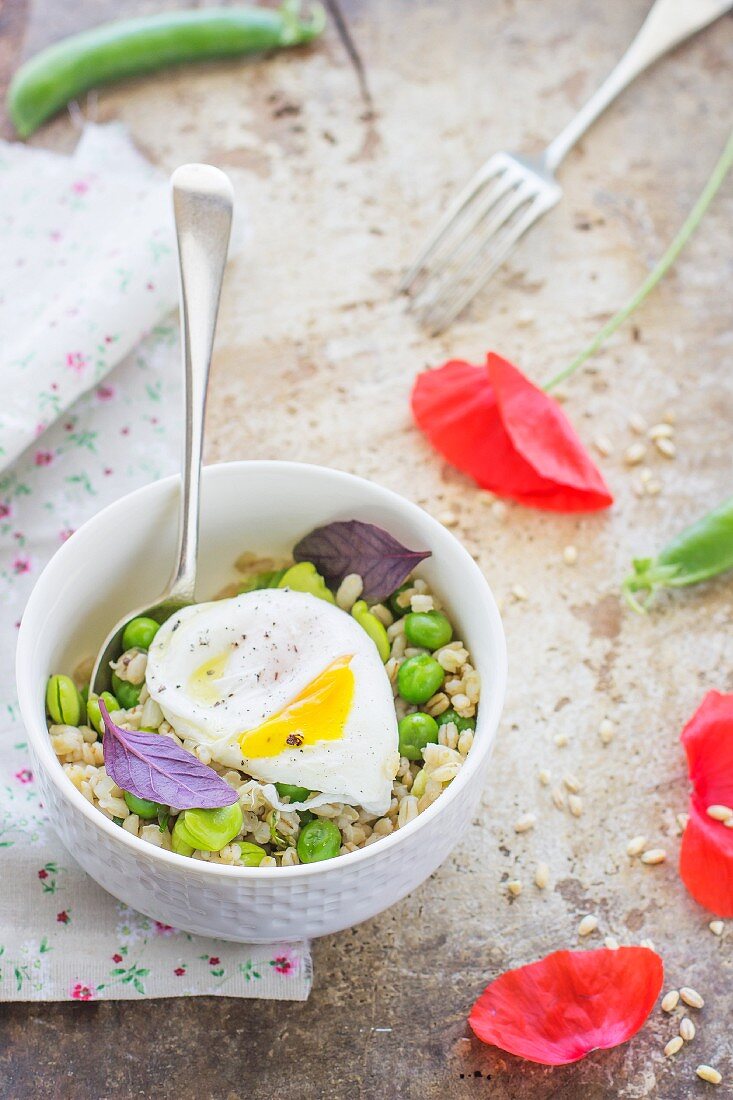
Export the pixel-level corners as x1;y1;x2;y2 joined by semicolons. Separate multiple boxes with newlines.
145;588;399;814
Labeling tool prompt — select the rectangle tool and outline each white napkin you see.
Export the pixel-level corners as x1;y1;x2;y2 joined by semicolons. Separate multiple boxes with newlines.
0;125;312;1001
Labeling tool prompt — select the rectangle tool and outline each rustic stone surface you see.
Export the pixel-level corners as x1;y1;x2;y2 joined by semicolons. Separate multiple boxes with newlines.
1;2;732;1097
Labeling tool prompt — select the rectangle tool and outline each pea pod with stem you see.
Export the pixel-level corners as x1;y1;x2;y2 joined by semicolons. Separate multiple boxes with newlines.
8;1;325;139
623;496;733;612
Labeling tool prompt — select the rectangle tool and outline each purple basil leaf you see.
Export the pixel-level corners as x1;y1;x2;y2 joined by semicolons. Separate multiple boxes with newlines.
293;519;431;602
100;701;238;810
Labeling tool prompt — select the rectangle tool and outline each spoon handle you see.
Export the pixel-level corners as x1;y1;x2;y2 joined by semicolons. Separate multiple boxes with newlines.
168;164;234;603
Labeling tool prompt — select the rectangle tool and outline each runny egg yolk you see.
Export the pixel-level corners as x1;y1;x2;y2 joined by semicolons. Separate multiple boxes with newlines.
238;655;355;759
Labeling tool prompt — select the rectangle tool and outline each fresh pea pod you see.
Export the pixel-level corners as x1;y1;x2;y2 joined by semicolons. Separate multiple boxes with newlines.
623;495;733;612
8;1;325;138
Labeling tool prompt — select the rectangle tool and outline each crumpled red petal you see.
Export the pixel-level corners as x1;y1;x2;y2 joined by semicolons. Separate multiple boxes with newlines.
411;353;613;512
679;691;733;917
469;947;663;1066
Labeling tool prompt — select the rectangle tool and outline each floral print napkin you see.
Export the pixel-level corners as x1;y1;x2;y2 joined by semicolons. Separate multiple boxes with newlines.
0;126;311;1000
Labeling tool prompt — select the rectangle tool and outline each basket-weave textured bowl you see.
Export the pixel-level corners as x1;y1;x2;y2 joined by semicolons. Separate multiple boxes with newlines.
17;462;506;943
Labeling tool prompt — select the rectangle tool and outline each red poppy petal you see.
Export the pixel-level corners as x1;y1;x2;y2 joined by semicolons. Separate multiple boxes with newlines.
487;353;613;511
411;355;613;513
678;691;733;917
411;360;549;496
680;801;733;917
469;947;663;1066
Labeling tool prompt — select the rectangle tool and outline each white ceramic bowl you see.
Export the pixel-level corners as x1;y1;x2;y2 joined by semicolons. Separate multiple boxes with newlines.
17;462;506;943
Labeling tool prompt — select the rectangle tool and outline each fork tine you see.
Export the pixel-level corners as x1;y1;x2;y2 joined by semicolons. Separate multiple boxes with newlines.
422;196;551;334
407;173;522;301
414;181;535;315
398;157;508;294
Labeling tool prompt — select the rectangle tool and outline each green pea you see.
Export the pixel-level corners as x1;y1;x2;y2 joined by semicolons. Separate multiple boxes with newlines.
351;600;390;662
435;708;476;733
180;802;243;852
278;561;335;603
239;841;267;867
45;674;83;726
275;782;311;803
297;818;341;863
239;568;288;594
111;672;142;710
389;582;412;618
87;691;119;735
397;654;444;704
398;712;439;761
80;684;89;709
404;611;453;651
121;616;160;651
123;791;164;819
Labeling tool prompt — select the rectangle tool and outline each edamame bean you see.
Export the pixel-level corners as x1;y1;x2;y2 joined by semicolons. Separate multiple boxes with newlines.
398;712;439;760
389;582;412;618
45;674;83;726
404;610;453;650
239;841;267;867
123;791;164;819
351;600;390;662
397;654;444;704
179;802;243;852
278;561;335;603
111;672;142;710
87;691;119;735
297;818;341;863
121;616;160;651
436;708;476;733
275;782;311;803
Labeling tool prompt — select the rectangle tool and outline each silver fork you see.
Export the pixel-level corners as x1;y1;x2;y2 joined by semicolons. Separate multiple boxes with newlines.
400;0;733;334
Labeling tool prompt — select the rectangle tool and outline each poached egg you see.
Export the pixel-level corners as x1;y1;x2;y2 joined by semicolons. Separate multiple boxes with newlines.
145;588;399;815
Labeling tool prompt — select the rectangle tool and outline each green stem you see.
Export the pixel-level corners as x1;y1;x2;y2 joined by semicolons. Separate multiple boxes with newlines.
542;127;733;393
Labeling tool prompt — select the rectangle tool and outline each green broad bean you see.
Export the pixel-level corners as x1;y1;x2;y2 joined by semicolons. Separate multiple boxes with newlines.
435;708;476;733
178;802;243;852
239;841;267;866
122;616;160;651
278;561;335;603
87;691;119;735
404;610;453;650
171;817;195;856
275;782;311;803
411;768;428;800
297;818;341;863
45;674;83;726
239;568;288;594
397;654;444;704
123;791;164;819
351;600;390;662
111;672;142;710
389;582;412;618
398;712;439;761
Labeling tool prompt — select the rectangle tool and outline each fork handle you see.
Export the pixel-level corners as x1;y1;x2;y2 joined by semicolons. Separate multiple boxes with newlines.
544;0;733;173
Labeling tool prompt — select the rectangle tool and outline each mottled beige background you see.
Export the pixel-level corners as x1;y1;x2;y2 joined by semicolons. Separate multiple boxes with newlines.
2;1;732;1096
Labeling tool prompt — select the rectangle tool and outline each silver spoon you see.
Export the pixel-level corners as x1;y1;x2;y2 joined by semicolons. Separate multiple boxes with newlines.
91;163;234;695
